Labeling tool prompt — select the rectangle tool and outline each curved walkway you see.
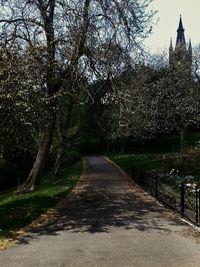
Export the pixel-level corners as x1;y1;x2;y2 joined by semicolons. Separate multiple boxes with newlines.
0;156;200;267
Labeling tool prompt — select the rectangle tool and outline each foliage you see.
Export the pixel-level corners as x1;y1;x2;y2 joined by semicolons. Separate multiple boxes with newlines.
62;149;81;165
0;0;156;189
109;152;170;173
109;133;200;188
165;144;200;175
87;49;199;145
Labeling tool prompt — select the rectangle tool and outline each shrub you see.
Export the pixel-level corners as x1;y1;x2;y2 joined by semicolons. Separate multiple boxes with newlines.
163;144;200;175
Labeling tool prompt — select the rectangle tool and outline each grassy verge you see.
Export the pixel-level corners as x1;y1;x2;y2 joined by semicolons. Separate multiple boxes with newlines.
0;161;82;242
108;152;176;173
109;152;200;183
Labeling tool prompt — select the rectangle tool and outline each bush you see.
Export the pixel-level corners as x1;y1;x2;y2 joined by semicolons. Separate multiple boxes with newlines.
0;160;19;190
63;149;81;165
0;149;34;191
163;144;200;175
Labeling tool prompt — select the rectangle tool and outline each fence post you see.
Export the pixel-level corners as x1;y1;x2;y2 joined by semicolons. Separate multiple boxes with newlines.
195;187;199;225
199;189;200;226
181;182;185;214
155;175;158;199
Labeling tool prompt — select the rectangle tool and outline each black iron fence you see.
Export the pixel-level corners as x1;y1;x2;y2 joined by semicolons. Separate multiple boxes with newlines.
129;166;200;226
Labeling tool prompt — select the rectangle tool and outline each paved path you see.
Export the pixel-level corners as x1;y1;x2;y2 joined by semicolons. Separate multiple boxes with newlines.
0;156;200;267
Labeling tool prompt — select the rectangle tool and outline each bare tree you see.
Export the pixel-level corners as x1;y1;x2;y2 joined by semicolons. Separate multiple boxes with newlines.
96;50;199;152
0;0;155;190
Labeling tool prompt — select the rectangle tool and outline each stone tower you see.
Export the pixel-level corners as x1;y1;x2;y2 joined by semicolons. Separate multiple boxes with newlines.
169;16;192;73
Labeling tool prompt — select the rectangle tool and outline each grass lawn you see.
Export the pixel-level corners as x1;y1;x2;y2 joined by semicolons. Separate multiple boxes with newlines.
0;161;82;240
108;133;200;225
108;152;176;173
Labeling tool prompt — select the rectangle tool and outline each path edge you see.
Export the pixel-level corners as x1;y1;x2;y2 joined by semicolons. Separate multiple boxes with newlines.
0;159;87;251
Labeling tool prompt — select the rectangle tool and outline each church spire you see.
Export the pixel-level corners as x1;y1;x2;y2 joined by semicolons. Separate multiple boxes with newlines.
169;38;173;50
169;16;192;73
176;15;186;47
188;38;192;50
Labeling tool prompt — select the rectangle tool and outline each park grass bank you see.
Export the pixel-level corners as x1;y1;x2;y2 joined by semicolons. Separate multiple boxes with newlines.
0;161;82;249
108;152;175;173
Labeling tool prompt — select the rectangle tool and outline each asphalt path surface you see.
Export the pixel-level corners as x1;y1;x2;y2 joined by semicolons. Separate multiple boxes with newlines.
0;156;200;267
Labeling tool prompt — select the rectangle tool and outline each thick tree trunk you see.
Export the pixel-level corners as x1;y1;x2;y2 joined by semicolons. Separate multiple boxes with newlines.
21;120;55;191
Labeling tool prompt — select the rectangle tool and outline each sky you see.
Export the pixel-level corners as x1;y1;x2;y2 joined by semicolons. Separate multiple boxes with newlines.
144;0;200;53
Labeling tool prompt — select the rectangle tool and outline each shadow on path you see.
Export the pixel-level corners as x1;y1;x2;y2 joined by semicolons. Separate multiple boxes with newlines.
17;156;186;244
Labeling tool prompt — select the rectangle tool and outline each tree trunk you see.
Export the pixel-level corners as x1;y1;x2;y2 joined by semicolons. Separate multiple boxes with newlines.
141;140;145;152
121;143;125;154
52;145;64;178
120;138;127;154
180;127;187;152
21;120;55;191
0;144;4;160
99;136;103;151
112;141;116;153
106;140;111;152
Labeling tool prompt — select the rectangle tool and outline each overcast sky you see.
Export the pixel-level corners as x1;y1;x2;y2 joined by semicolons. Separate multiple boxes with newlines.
144;0;200;53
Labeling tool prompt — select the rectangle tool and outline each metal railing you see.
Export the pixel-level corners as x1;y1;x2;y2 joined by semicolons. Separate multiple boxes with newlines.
129;166;200;226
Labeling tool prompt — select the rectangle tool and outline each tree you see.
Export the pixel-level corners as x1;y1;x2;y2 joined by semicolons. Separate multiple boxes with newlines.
94;50;199;152
0;0;155;190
